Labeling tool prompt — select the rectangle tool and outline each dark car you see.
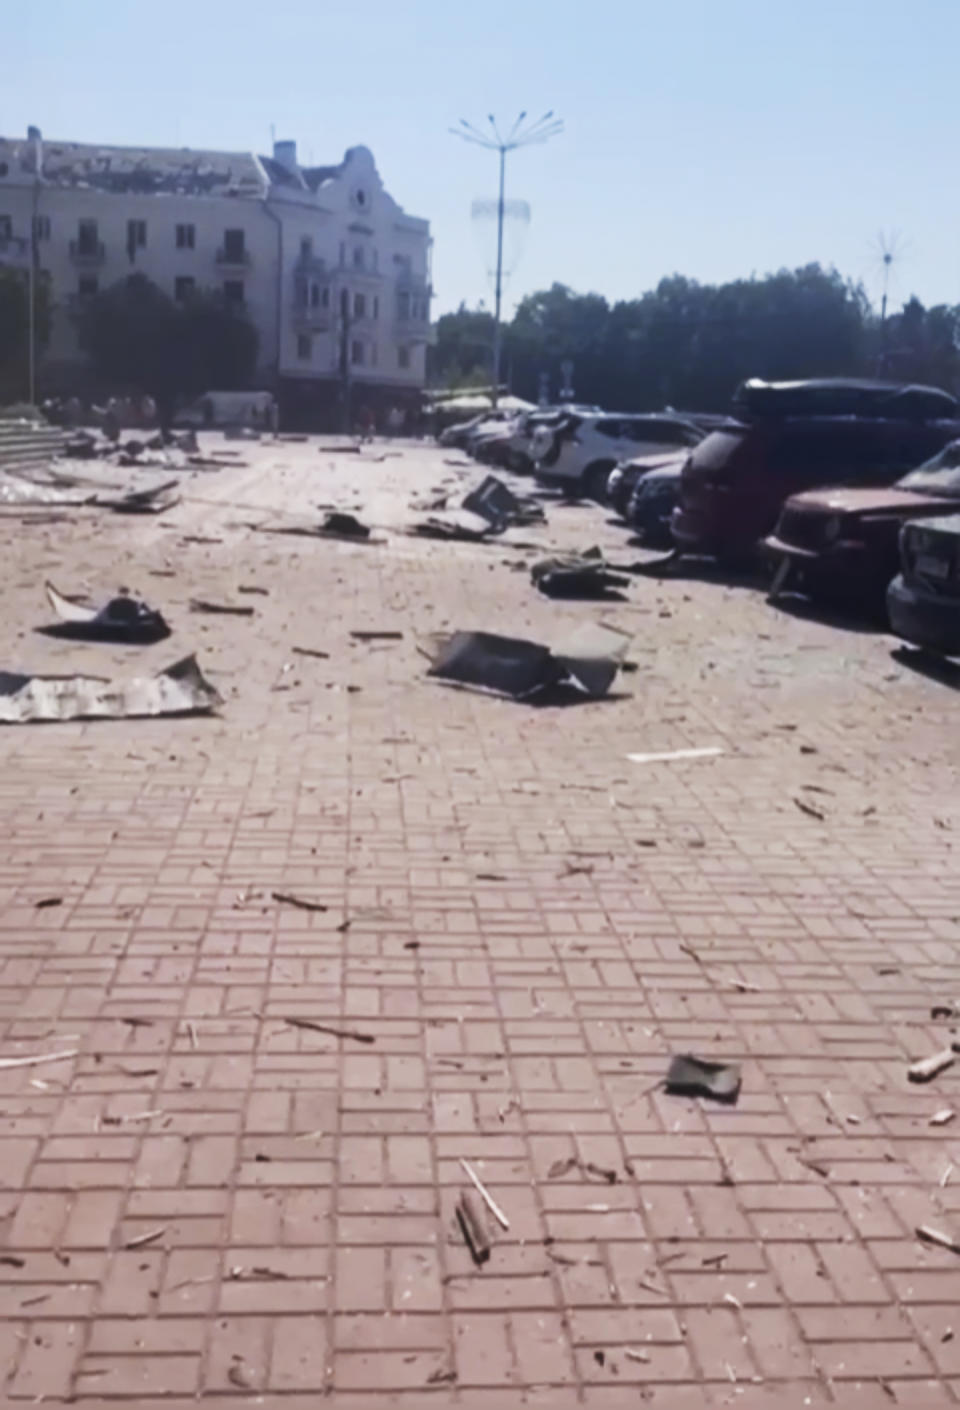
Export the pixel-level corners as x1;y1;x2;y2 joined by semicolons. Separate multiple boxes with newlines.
733;377;959;422
888;514;960;654
671;410;960;563
607;444;696;519
764;441;960;607
626;459;685;546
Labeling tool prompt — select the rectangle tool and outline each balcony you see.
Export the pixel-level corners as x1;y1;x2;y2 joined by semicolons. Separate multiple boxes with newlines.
215;246;250;268
394;315;434;345
69;239;105;264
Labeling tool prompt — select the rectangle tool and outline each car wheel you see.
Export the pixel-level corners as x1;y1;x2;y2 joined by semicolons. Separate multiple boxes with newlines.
582;461;615;504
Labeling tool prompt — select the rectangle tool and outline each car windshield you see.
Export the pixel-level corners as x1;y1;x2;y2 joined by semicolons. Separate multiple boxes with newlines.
898;442;960;498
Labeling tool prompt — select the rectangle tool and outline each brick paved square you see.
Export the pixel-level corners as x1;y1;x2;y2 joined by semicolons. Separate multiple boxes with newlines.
1;435;959;1406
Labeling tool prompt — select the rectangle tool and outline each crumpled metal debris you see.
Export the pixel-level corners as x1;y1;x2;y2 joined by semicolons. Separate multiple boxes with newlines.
462;475;545;529
0;655;220;724
426;621;631;703
665;1054;741;1104
531;546;630;598
413;475;545;541
42;582;171;644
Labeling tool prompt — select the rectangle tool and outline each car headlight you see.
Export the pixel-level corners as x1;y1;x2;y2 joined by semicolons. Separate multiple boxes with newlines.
822;515;842;543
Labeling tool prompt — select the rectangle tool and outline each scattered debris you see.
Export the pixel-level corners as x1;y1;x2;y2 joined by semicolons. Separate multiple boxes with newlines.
123;1225;167;1250
908;1048;955;1084
238;585;269;596
627;747;724;765
0;1255;26;1268
932;1004;958;1020
460;1158;510;1229
456;1190;491;1266
0;655;220;725
917;1224;960;1255
624;1348;651;1364
462;474;545;529
351;630;403;641
291;646;330;659
97;480;180;515
321;511;371;539
427;622;631;704
272;891;328;912
531;547;630;599
0;1048;78;1071
426;1367;457;1385
411;510;498;542
284;1017;375;1045
42;582;171;644
189;598;255;617
793;796;825;821
664;1054;741;1105
34;896;62;910
227;1364;252;1389
931;1109;956;1126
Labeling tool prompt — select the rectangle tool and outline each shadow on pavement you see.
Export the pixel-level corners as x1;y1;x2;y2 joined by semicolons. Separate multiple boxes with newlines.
891;644;960;690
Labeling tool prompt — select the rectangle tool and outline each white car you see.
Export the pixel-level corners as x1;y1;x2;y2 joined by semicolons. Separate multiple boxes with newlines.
534;412;703;501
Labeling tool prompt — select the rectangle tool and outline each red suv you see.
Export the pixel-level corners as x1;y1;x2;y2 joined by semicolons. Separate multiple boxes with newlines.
671;414;960;562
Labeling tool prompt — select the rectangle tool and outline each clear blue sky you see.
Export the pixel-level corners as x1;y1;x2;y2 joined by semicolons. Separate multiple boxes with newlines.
6;0;958;317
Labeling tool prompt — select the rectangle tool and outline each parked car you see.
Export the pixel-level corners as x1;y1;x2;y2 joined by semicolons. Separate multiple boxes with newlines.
672;410;960;563
534;412;703;502
470;407;588;473
627;459;686;547
888;514;960;654
438;410;511;450
733;377;959;422
764;440;960;608
608;447;693;519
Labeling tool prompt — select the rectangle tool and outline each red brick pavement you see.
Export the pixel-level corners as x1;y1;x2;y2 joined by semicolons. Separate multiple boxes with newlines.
0;438;959;1405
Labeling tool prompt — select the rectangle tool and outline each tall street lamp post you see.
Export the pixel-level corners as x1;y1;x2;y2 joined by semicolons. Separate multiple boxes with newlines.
450;112;562;408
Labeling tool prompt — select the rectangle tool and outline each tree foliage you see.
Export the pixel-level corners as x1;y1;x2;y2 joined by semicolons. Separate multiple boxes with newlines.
77;274;259;416
0;268;51;402
429;264;960;410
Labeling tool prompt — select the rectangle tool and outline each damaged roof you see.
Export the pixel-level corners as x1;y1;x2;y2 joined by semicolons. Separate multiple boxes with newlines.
0;136;268;197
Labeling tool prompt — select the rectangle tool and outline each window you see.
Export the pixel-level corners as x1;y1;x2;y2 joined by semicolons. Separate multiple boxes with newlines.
320;285;330;309
339;241;346;266
33;214;50;242
77;276;98;298
222;229;246;262
371;343;378;367
0;163;7;178
76;218;98;255
297;333;312;361
300;235;312;258
223;280;245;304
352;246;365;269
176;223;195;250
351;340;365;366
373;296;379;320
397;345;411;370
397;290;410;320
310;282;320;308
293;277;308;308
174;276;195;301
354;292;366;318
0;215;11;240
127;218;147;253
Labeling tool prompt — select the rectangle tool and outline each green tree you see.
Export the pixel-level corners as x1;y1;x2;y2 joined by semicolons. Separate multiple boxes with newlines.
77;274;259;421
0;267;51;403
427;304;495;389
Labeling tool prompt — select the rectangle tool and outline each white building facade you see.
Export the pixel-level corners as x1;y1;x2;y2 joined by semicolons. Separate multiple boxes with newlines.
0;129;433;428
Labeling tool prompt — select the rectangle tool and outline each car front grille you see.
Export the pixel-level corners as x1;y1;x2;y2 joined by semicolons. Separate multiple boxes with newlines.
776;507;826;550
